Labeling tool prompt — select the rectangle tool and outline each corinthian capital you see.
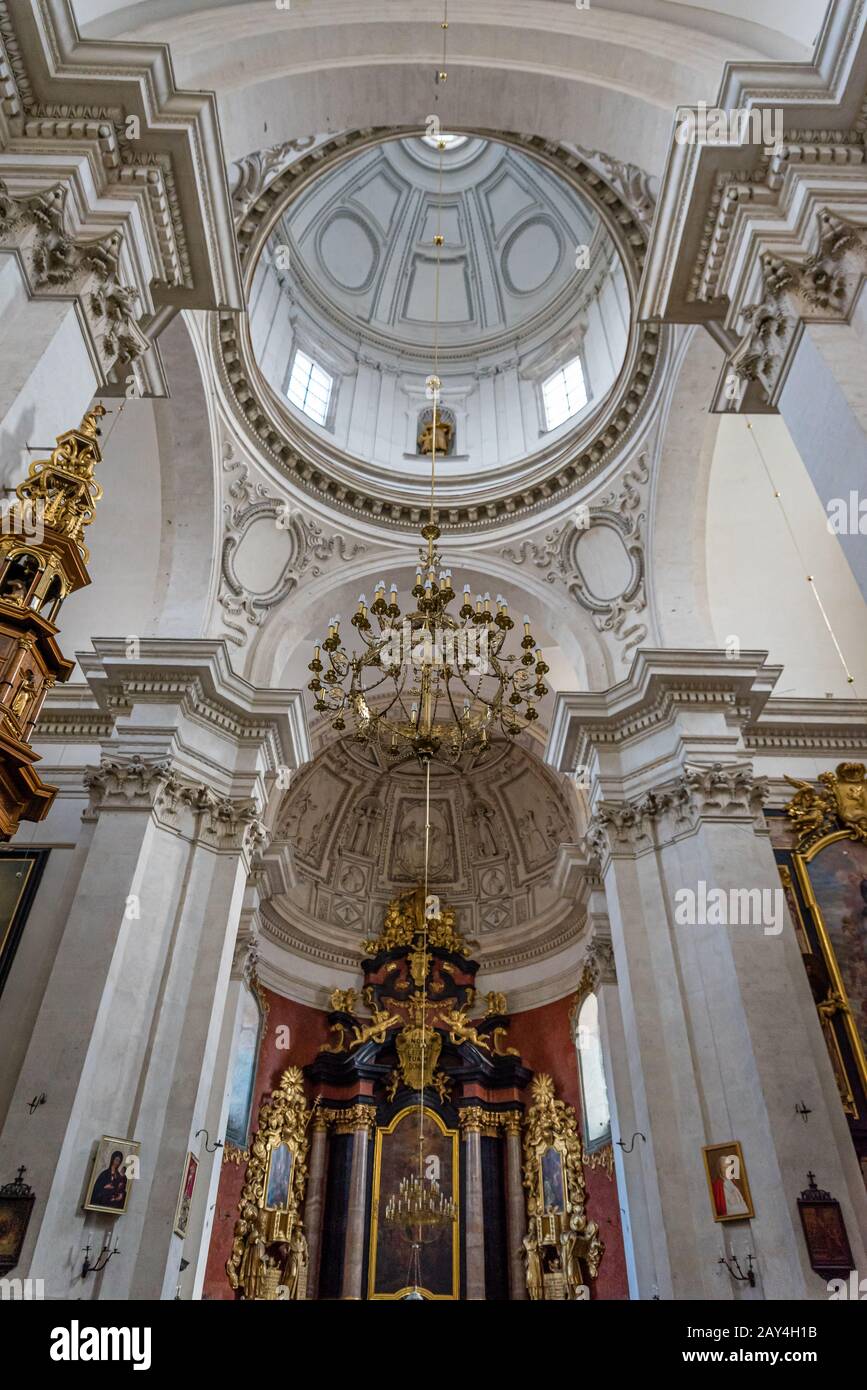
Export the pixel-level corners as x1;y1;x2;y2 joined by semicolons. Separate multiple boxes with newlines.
587;762;768;860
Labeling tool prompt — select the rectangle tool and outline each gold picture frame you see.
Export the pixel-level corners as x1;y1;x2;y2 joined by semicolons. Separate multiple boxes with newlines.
702;1140;755;1223
368;1105;459;1300
173;1151;198;1238
83;1135;140;1216
793;833;867;1107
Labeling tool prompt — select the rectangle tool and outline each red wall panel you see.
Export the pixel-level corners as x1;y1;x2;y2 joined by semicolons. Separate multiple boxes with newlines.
508;994;629;1301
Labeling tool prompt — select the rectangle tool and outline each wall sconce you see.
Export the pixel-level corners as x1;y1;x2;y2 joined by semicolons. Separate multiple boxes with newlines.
195;1129;223;1154
616;1132;646;1153
718;1251;755;1287
81;1235;119;1279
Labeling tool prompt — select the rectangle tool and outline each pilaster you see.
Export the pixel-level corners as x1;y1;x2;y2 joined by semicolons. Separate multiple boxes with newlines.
547;648;867;1299
0;638;308;1300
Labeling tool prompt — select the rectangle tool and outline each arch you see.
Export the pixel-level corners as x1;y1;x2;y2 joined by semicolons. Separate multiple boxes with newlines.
78;1;818;174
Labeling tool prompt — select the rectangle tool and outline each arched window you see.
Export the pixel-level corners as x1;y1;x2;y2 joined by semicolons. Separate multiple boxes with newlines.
575;992;611;1150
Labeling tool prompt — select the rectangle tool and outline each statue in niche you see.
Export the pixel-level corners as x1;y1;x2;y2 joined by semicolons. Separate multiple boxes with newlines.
468;796;498;859
522;1231;543;1301
517;808;550;863
10;671;37;723
346;793;383;856
417;405;455;457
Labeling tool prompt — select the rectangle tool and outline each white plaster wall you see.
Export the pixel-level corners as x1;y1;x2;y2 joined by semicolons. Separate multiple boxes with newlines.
705;413;867;697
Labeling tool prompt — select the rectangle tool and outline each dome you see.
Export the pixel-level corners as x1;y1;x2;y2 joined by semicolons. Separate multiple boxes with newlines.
249;133;631;498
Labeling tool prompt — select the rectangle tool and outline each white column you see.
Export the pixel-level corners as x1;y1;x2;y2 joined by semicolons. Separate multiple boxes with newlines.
547;649;867;1300
0;639;308;1301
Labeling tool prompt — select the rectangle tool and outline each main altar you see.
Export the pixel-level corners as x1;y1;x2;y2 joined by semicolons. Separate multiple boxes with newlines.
227;888;604;1300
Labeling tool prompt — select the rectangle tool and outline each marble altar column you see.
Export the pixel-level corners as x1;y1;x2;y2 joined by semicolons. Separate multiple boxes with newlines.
547;649;867;1300
502;1113;527;1300
461;1109;486;1300
305;1113;330;1300
340;1108;375;1300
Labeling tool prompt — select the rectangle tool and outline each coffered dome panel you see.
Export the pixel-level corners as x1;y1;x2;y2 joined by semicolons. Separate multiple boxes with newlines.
268;736;581;965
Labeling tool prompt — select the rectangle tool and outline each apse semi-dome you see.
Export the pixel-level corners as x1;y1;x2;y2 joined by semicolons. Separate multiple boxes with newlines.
245;133;635;515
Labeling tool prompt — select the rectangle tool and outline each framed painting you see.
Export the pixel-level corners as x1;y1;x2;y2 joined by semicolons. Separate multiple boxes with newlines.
795;834;867;1096
173;1152;198;1238
368;1107;459;1300
0;1169;35;1274
539;1144;567;1213
83;1136;140;1216
263;1141;294;1212
797;1175;855;1277
702;1141;755;1223
225;983;266;1150
0;849;48;1000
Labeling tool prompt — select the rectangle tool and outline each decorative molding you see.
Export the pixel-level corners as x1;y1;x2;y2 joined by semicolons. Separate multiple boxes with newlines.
0;0;243;394
783;761;867;853
503;453;649;660
722;208;867;410
585;763;769;860
218;441;364;647
0;177;149;391
318;1103;377;1135
82;753;268;857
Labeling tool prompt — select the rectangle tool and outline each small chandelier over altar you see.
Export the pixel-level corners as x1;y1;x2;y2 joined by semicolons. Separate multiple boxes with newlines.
384;1172;457;1234
307;514;549;767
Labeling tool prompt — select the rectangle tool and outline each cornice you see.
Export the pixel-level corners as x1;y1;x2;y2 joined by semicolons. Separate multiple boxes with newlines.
639;0;867;326
546;648;781;777
6;0;242;311
77;638;311;772
213;125;671;534
0;0;242;394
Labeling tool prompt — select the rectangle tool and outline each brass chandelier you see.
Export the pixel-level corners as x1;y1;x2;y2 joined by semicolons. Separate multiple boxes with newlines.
384;1172;456;1233
307;507;548;766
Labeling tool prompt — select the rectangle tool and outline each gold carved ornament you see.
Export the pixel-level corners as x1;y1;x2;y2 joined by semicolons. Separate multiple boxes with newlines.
13;405;106;563
226;1066;310;1300
784;764;867;1107
521;1073;604;1300
363;887;472;958
784;762;867;853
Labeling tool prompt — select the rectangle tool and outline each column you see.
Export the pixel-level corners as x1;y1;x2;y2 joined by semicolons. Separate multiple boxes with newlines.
547;649;867;1300
502;1112;527;1301
340;1108;374;1300
305;1114;330;1300
0;639;308;1300
460;1108;486;1300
